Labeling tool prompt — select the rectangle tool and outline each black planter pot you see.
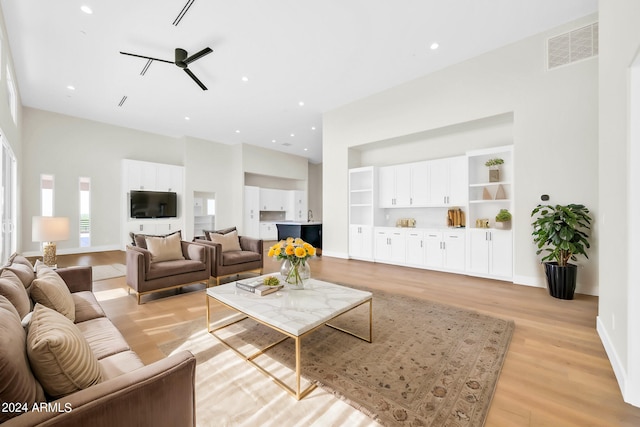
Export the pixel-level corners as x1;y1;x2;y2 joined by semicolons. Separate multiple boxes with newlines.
544;262;578;300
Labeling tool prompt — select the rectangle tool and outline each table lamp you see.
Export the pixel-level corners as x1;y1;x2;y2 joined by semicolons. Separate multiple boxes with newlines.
32;216;70;267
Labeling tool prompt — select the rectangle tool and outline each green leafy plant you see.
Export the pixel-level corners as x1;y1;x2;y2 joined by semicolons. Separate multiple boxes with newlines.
495;209;512;222
485;158;504;167
531;204;592;266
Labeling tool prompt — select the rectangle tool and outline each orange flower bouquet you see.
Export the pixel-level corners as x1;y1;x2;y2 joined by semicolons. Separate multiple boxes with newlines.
268;237;316;287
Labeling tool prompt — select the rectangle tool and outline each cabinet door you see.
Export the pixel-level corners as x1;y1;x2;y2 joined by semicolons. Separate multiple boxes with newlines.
350;225;372;259
378;167;396;207
374;230;391;261
244;186;260;238
447;156;467;206
394;166;412;207
389;231;406;263
405;231;424;265
428;159;449;205
424;231;443;268
489;230;513;278
410;162;429;206
443;231;465;271
466;229;490;274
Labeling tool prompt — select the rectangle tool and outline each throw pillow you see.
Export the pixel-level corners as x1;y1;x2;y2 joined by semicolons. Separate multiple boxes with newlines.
0;269;31;318
130;230;182;249
0;296;45;423
30;267;76;322
204;226;237;240
5;260;35;291
145;232;185;263
208;229;242;252
27;304;102;399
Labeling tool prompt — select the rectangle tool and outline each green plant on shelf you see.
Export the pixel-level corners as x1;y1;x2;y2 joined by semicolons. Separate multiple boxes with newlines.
484;158;504;167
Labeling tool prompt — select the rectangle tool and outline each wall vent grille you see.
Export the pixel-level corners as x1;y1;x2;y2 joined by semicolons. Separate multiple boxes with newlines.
547;22;598;70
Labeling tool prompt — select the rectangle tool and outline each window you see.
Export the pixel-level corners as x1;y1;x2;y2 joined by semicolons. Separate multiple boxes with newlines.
6;66;17;124
40;174;54;216
0;133;16;262
79;177;91;247
206;198;216;215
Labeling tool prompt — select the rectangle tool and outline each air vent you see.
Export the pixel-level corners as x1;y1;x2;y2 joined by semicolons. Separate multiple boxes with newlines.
118;96;128;107
547;22;598;70
281;142;292;147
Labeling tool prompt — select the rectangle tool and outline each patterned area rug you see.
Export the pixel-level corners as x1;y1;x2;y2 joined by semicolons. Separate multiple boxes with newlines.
161;288;514;427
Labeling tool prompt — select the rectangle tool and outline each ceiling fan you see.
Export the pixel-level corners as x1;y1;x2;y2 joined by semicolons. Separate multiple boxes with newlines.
120;46;213;90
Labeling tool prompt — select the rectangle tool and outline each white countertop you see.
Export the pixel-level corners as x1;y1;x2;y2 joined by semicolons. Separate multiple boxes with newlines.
207;278;371;336
274;221;322;225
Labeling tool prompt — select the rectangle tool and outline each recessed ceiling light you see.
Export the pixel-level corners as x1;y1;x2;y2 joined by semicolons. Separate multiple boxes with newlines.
80;5;93;14
67;85;75;91
241;76;249;82
311;126;316;131
235;130;240;133
304;148;308;151
430;42;439;50
298;101;305;107
290;133;295;137
185;116;190;121
271;139;276;143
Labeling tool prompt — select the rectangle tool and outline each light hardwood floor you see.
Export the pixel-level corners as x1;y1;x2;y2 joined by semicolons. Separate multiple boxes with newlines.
56;250;640;427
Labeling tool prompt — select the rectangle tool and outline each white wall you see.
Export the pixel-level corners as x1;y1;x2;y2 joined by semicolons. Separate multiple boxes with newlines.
323;14;599;295
598;0;640;407
20;108;313;252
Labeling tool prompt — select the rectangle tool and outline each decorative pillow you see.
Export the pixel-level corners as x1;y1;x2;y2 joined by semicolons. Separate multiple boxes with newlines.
208;230;242;253
0;269;31;318
26;304;102;399
0;296;45;423
30;267;76;322
5;260;35;291
145;233;185;263
204;226;237;240
130;230;182;249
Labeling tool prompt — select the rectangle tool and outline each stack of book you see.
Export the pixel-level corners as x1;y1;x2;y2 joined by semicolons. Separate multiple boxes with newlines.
236;279;283;296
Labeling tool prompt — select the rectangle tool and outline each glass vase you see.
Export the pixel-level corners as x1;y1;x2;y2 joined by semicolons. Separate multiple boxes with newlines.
280;259;310;289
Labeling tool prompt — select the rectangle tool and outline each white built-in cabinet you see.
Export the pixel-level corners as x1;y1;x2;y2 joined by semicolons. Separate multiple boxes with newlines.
348;167;377;260
466;229;513;279
378;156;466;208
121;159;185;249
348;145;514;282
374;228;406;264
244;186;308;240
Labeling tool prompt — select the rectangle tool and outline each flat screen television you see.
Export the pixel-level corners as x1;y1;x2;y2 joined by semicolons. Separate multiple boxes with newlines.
130;190;177;218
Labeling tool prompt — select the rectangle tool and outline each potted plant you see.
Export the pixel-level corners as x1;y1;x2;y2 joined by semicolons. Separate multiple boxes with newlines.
530;204;592;300
485;158;504;182
494;209;512;229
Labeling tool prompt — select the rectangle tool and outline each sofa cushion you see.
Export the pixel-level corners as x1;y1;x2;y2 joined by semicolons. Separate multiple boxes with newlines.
0;296;45;423
209;230;242;253
0;269;31;318
30;267;76;322
145;233;185;263
222;250;262;266
75;317;130;360
72;291;106;323
146;259;207;281
5;259;36;291
26;304;102;399
130;230;181;249
99;350;145;381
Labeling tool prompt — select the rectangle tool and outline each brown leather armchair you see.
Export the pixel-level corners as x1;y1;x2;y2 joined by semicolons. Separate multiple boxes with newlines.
194;230;263;286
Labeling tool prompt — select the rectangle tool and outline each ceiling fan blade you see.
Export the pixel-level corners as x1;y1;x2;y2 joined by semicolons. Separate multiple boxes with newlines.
184;47;213;65
184;68;208;90
120;51;173;64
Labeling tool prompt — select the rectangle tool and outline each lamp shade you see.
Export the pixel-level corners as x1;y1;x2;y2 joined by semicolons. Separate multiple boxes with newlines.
32;216;70;242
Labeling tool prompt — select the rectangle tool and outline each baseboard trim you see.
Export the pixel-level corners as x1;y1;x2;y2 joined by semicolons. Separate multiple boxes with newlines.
320;250;349;259
597;316;629;401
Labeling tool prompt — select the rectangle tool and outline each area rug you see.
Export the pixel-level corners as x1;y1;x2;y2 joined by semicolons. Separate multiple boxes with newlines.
160;289;514;427
92;263;126;281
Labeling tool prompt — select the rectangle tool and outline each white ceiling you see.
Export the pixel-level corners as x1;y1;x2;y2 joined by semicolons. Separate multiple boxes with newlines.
1;0;597;164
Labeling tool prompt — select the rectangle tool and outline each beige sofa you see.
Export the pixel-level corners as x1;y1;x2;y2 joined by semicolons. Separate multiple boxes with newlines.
0;255;196;426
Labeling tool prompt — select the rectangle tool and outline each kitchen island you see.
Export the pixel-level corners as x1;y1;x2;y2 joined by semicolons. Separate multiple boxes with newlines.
275;222;322;249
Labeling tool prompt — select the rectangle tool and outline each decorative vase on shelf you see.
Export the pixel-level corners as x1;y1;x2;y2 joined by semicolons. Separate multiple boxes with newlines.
489;167;500;183
280;259;311;289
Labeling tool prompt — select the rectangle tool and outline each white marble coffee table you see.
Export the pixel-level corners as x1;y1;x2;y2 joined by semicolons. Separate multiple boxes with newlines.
206;277;372;400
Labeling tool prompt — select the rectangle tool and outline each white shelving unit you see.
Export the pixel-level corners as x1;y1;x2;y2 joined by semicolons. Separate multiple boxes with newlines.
349;166;379;260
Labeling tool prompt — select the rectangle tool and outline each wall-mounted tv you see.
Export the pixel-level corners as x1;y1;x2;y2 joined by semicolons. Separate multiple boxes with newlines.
130;190;177;219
